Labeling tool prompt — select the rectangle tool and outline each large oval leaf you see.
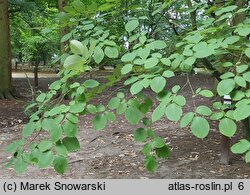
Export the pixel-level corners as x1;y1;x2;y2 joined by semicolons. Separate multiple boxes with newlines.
150;76;166;93
217;79;235;96
190;117;210;139
165;103;182;122
125;20;139;32
219;118;237;137
233;104;250;121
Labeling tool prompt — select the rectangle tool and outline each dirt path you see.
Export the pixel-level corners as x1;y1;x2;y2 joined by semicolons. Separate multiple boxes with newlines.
0;74;250;179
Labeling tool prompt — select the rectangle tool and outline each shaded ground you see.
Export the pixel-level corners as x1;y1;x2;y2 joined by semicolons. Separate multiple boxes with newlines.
0;72;250;179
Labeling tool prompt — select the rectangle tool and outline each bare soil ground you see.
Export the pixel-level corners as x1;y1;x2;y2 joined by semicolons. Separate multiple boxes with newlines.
0;72;250;179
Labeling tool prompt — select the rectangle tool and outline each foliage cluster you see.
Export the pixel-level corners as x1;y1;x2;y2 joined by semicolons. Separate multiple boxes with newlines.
6;0;250;174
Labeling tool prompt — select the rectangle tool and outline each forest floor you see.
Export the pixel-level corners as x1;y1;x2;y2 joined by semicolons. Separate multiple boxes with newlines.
0;71;250;179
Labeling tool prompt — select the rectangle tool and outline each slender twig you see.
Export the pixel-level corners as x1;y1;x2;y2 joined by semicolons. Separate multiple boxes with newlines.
21;67;35;101
186;74;197;108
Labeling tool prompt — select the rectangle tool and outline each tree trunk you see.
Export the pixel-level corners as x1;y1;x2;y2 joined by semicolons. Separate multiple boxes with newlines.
58;0;69;54
0;0;13;99
34;63;39;89
186;0;197;30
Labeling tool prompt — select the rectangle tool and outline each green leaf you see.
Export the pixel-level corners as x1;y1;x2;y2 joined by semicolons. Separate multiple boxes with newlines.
219;118;236;137
139;35;147;44
231;139;250;154
245;48;250;59
215;5;237;15
134;128;147;142
22;123;35;138
180;112;195;128
61;32;72;43
48;105;64;116
223;36;240;45
143;118;151;126
62;137;80;152
104;46;119;58
172;85;181;93
196;105;212;116
243;72;250;82
53;156;68;174
191;117;210;139
97;104;105;112
138;47;150;59
142;144;152;156
83;79;99;88
125;107;142;125
210;112;224;120
55;144;68;157
121;52;136;62
155;145;170;159
108;97;120;110
217;79;235;96
106;112;116;122
93;46;104;64
173;95;186;106
130;81;143;95
150;76;166;93
69;103;85;113
151;137;165;148
5;142;19;153
42;118;56;131
220;72;235;80
70;40;85;55
222;62;233;67
165;103;182;122
98;3;114;11
49;80;61;90
38;140;53;152
234;76;246;87
63;120;78;137
144;155;157;172
236;65;248;74
125;19;139;32
185;33;203;43
50;126;62;143
64;55;85;70
38;151;54;168
93;114;107;131
151;40;167;49
245;151;250;163
66;113;78;124
193;42;214;58
237;27;250;36
87;104;97;114
163;70;175;78
36;93;46;102
160;58;171;66
233;104;250;121
144;57;159;69
70;82;80;89
117;92;125;99
184;56;196;66
152;104;165;122
198;90;214;98
14;157;27;174
117;102;127;115
183;48;193;56
121;64;133;75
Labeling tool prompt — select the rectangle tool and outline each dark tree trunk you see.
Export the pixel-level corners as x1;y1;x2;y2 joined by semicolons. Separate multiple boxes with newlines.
0;0;13;99
34;62;39;88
